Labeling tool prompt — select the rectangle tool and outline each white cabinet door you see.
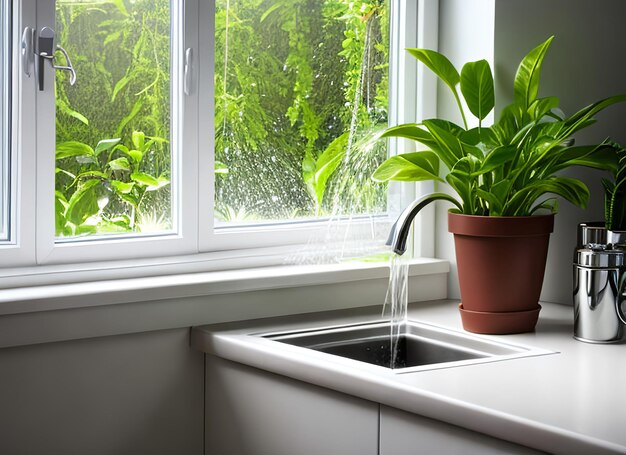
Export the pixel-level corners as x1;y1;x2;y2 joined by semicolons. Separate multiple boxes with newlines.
379;405;546;455
205;355;379;455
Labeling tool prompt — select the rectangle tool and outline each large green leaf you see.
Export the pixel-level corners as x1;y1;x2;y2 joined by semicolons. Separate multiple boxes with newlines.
379;124;437;150
505;176;589;216
66;179;100;226
528;96;560;121
514;36;554;112
372;151;442;183
408;48;468;128
491;104;522;145
56;141;95;160
423;120;466;168
460;60;494;121
475;145;516;175
563;94;626;138
95;138;121;155
131;172;159;187
111;180;134;195
551;143;619;173
132;131;146;150
312;133;348;206
146;175;170;192
108;157;131;171
407;48;460;93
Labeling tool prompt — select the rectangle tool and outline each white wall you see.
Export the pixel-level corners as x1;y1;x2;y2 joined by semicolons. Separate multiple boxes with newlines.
435;0;496;301
436;0;626;304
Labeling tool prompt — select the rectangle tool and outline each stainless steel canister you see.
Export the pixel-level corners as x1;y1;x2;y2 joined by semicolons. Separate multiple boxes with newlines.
573;246;626;343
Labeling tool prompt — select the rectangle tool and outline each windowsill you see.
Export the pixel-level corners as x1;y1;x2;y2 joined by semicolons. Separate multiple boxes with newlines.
0;257;449;316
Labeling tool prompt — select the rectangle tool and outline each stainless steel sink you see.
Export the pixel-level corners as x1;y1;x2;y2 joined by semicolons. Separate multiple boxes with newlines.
262;320;553;373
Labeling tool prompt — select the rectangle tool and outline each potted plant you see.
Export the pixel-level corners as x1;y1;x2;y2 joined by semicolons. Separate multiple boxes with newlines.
372;36;626;334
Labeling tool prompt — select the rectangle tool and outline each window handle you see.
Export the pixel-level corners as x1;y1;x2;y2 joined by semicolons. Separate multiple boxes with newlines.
53;45;77;86
36;27;77;90
184;47;193;95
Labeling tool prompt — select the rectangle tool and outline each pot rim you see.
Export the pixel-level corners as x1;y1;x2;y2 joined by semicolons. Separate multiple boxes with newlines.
448;212;555;237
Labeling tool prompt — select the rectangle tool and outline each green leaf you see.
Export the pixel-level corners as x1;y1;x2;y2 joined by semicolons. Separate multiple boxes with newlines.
56;141;95;160
55;191;69;235
476;188;503;215
66;179;100;225
115;99;143;137
112;75;131;102
132;131;146;150
460;60;494;121
312;132;348;206
146;175;170;192
379;124;437;150
423;120;466;168
407;48;460;94
505;176;589;216
552;143;620;173
111;0;129;16
260;2;283;22
104;30;123;47
372;151;443;183
108;157;131;171
95;138;121;155
110;180;135;194
514;36;554;111
131;172;159;187
56;98;89;125
476;145;517;175
408;48;467;128
528;96;560;121
563;94;626;138
129;150;143;164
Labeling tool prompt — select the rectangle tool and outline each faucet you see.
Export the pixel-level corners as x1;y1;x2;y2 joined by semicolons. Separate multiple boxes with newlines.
387;193;460;255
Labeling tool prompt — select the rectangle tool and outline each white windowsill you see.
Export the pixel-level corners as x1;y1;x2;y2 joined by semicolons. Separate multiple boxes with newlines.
0;257;449;317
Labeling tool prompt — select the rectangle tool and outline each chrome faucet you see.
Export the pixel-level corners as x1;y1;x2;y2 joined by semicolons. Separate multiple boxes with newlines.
387;193;460;255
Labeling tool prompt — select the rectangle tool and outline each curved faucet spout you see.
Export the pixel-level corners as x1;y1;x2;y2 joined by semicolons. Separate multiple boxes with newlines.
387;193;462;255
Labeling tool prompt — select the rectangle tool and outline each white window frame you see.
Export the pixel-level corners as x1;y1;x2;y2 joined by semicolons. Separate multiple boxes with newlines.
0;0;438;279
0;0;10;243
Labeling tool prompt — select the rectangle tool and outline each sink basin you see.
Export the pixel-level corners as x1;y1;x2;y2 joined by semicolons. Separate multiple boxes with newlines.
262;320;552;373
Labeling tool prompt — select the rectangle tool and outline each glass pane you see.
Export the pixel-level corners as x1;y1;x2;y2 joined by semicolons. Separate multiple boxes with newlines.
55;0;173;239
214;0;390;225
0;1;10;241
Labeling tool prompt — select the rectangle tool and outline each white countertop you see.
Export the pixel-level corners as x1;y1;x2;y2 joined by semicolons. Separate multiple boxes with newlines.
191;300;626;455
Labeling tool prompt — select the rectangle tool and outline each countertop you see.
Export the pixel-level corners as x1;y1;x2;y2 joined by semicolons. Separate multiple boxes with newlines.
191;300;626;455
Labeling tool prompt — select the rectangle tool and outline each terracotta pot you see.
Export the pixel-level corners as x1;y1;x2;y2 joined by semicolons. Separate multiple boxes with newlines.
448;213;554;334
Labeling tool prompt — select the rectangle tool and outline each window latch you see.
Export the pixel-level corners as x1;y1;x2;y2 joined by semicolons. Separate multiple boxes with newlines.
23;26;77;91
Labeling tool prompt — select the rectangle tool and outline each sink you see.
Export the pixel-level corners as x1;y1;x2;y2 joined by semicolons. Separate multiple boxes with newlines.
262;320;553;373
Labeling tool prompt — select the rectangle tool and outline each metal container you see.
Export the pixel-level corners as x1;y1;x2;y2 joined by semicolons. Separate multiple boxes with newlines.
573;223;626;343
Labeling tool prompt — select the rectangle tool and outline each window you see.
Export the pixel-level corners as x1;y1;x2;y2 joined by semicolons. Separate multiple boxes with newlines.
0;1;10;242
1;0;432;273
54;0;174;239
214;0;389;225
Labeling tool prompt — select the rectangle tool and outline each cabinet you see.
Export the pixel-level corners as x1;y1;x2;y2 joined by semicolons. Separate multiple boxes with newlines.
204;355;543;455
205;355;379;455
379;405;545;455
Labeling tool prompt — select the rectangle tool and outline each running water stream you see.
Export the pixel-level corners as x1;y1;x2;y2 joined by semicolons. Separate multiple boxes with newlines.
383;254;409;368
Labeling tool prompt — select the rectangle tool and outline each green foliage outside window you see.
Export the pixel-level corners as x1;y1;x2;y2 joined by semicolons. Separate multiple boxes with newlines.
54;0;390;237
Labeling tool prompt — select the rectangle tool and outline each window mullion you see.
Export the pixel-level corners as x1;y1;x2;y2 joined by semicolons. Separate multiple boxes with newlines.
34;0;57;264
197;0;215;252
